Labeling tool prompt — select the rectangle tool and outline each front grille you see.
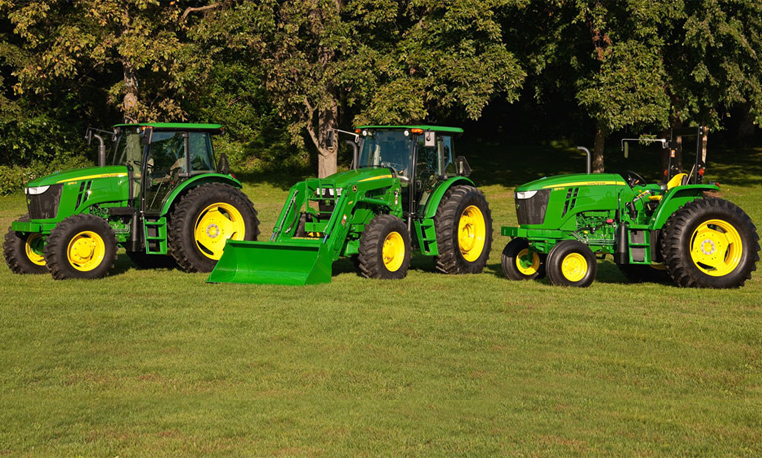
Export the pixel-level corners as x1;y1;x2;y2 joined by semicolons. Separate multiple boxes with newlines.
27;184;63;220
515;189;550;225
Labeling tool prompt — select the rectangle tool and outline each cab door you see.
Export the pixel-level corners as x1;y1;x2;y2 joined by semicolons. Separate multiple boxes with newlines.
143;131;188;213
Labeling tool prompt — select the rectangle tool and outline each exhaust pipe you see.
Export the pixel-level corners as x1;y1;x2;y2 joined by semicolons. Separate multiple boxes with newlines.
577;146;592;174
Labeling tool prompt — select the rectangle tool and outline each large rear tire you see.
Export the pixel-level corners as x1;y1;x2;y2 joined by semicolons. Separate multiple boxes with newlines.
44;214;118;280
3;215;47;274
661;198;759;288
358;214;411;279
434;185;492;274
502;238;546;280
546;240;597;287
169;183;259;273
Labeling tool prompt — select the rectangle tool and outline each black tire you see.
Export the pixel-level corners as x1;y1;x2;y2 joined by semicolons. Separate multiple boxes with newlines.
434;185;493;274
502;238;546;280
546;240;597;287
358;214;411;279
3;214;48;274
169;183;259;273
126;251;177;269
617;263;670;283
44;214;118;280
660;198;759;288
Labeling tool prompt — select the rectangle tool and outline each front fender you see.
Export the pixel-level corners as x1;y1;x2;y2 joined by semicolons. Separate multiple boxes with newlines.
159;174;243;216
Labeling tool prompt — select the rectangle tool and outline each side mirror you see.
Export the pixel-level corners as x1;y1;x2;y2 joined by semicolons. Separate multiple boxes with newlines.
455;156;471;177
326;130;335;148
217;153;230;174
424;131;436;148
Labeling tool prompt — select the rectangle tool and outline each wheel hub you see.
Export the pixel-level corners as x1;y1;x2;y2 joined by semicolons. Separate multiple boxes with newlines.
206;223;221;239
700;239;716;256
561;253;587;282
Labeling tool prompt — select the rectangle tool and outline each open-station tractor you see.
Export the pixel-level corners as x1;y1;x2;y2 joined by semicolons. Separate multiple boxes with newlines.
501;127;759;288
208;125;492;285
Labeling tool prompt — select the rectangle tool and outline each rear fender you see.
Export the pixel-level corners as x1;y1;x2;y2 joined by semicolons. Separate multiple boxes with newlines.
414;177;475;255
421;177;475;219
650;184;719;229
159;174;243;216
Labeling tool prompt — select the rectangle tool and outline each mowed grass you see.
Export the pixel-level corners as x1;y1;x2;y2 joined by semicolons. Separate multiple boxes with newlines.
1;142;761;457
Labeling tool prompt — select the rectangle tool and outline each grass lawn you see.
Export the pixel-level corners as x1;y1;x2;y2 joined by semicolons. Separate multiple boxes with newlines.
1;141;760;456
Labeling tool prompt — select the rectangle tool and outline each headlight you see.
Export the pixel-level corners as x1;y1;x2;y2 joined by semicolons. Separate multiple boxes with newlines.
26;185;50;196
516;190;538;200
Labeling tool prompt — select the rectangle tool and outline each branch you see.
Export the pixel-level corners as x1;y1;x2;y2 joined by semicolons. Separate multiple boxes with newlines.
180;3;221;22
303;97;323;155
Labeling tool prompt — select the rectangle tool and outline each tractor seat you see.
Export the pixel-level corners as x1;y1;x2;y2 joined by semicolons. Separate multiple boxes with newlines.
666;173;689;190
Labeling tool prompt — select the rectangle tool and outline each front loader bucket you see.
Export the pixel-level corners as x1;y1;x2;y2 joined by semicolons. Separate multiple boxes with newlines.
207;240;333;286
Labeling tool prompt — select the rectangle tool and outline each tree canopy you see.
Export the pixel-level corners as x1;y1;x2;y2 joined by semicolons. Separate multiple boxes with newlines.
0;0;760;185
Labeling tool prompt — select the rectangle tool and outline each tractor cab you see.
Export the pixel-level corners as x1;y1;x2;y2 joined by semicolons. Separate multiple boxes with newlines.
354;125;467;220
112;123;224;214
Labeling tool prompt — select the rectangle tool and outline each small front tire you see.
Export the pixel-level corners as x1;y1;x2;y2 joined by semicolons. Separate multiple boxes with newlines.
3;215;48;274
44;214;118;280
546;240;597;287
502;238;545;280
358;214;411;279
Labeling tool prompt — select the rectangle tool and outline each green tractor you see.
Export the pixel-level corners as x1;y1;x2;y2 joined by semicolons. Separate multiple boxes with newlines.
501;127;759;288
3;123;259;279
208;125;492;285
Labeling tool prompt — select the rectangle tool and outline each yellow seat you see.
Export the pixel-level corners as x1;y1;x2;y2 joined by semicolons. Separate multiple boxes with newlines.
667;173;688;190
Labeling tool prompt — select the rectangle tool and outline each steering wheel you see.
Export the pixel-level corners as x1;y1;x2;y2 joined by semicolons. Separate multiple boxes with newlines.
624;170;648;187
381;161;406;177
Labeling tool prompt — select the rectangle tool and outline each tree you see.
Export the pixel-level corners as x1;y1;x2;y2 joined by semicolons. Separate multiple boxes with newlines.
357;0;526;126
2;0;213;122
202;0;525;178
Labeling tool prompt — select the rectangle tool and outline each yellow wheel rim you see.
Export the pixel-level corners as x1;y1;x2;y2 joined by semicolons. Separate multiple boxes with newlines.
689;219;743;277
458;205;486;262
516;248;540;276
382;231;405;272
194;202;246;260
25;233;46;266
561;252;588;282
67;231;105;272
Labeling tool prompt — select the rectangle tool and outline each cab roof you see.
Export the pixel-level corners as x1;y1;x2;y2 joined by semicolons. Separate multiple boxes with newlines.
113;122;223;131
356;125;463;134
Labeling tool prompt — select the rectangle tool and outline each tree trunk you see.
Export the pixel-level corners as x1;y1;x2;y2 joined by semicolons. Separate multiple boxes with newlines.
317;100;338;178
123;61;139;123
592;126;605;173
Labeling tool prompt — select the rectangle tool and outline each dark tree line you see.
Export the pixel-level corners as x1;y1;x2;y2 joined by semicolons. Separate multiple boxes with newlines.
1;0;760;189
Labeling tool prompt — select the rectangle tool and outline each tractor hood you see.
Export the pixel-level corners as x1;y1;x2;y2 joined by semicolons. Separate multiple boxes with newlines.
26;165;128;188
516;173;627;192
309;167;395;190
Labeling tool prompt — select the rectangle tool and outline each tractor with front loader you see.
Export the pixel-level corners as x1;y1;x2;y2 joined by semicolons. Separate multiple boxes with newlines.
3;123;259;279
501;126;759;288
208;125;492;285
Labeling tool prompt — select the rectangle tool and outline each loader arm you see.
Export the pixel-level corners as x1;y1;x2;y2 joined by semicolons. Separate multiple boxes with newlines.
207;173;403;285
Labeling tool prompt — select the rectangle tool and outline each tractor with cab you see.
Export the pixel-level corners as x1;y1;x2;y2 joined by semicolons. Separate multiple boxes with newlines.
501;126;759;288
208;125;492;285
4;123;259;279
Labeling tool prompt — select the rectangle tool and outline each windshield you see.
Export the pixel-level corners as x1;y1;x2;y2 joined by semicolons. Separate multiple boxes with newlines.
357;130;413;178
111;128;143;166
